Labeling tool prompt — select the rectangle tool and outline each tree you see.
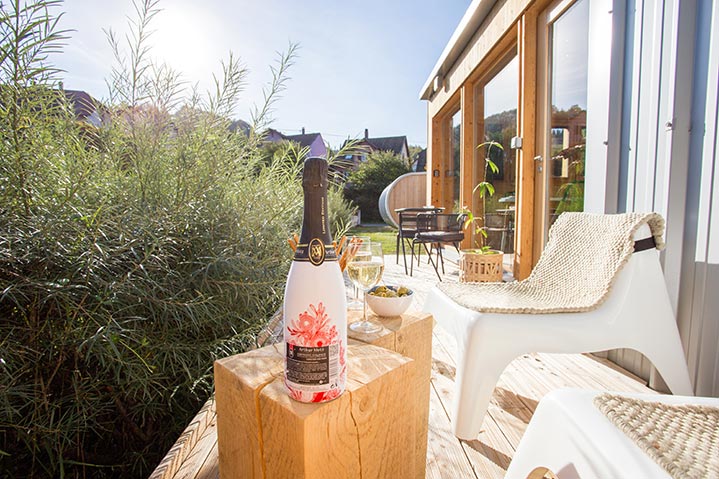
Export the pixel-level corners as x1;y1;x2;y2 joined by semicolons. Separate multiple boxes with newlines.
344;150;411;222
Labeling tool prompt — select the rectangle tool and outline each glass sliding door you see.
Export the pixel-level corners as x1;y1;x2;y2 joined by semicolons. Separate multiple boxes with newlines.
476;56;518;256
449;109;462;209
537;0;589;243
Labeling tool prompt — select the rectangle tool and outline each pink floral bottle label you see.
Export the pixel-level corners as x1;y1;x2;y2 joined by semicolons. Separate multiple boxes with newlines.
285;302;346;403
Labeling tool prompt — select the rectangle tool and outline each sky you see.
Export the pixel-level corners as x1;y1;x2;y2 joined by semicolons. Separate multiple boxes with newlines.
551;0;589;110
53;0;472;148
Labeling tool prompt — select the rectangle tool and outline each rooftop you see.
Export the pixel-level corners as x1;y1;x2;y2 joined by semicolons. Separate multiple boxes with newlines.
283;132;323;148
419;0;496;100
363;135;407;153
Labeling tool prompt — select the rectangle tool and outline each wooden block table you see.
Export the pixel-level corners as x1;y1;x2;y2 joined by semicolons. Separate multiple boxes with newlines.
347;310;433;479
215;341;417;479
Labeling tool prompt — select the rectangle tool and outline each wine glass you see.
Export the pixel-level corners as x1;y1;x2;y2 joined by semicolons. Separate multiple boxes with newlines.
347;242;385;334
345;236;371;310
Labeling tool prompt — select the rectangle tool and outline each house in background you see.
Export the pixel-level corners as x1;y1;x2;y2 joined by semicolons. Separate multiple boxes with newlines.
355;128;409;160
421;0;719;396
63;89;106;127
343;128;410;167
229;118;251;136
336;129;411;180
265;127;328;159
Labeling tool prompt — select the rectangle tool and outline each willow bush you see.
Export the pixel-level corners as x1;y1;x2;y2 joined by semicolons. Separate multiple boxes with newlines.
0;1;353;477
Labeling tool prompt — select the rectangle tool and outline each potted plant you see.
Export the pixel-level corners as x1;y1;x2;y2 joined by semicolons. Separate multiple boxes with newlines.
458;140;504;282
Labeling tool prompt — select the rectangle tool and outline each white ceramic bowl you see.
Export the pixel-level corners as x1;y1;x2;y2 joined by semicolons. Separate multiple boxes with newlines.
365;285;414;317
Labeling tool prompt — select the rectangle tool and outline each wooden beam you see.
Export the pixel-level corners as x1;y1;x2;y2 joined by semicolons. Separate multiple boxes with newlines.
515;10;538;280
430;116;442;207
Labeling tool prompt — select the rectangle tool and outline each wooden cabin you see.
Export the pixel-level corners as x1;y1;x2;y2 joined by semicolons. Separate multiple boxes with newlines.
420;0;719;396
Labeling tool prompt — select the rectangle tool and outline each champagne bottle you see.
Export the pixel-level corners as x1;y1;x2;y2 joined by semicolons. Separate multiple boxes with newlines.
283;157;347;403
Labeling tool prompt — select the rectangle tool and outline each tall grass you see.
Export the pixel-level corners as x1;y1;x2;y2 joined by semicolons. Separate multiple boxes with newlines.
0;1;353;476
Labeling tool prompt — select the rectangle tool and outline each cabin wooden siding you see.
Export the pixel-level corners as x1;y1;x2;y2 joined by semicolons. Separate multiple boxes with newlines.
424;0;719;396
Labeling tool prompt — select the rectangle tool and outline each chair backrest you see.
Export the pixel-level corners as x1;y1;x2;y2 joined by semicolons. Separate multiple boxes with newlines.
415;212;437;232
434;213;467;233
436;212;666;314
399;211;421;235
484;213;505;229
523;212;665;306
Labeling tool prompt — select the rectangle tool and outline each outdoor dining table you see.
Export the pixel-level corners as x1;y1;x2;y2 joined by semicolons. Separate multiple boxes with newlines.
394;206;445;213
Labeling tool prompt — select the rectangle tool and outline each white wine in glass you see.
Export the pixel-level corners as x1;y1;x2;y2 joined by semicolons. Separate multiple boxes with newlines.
348;242;384;334
346;236;370;310
346;261;383;287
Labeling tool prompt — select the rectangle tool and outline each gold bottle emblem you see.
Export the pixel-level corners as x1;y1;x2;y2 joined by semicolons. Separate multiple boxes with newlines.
309;238;325;265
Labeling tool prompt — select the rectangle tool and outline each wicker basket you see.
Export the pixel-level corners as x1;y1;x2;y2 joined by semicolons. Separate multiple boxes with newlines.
459;250;503;282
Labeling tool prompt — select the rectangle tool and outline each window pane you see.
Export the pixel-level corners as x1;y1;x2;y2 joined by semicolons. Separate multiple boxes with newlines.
548;0;589;227
479;56;518;254
451;109;462;208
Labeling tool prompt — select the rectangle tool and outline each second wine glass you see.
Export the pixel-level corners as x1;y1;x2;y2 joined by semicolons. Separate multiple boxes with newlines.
345;236;371;310
347;242;385;334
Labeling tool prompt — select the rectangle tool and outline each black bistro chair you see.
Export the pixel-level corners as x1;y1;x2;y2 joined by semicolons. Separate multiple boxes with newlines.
395;207;443;274
410;212;467;281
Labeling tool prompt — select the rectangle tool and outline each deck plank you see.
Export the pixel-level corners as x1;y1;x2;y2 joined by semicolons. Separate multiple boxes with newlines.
149;399;217;479
425;381;478;479
431;327;512;479
194;442;219;479
172;416;218;479
427;330;478;477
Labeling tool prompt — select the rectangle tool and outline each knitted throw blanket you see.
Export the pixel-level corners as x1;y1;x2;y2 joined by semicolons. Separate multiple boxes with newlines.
594;394;719;479
437;212;665;314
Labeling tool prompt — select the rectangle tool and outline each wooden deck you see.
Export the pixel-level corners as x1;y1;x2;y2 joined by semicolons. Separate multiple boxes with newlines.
150;328;654;479
149;252;656;478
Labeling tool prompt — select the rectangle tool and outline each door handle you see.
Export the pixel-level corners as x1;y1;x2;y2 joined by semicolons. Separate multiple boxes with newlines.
534;155;543;162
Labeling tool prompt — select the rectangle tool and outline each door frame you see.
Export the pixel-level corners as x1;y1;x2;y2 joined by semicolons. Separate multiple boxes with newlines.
533;0;614;261
465;48;520;253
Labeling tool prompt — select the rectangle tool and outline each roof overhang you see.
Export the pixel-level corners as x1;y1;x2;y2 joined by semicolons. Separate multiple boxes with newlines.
419;0;498;101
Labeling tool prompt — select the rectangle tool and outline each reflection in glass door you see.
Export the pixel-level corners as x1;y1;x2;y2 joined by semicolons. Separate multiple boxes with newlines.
450;109;462;209
476;56;518;256
540;0;589;233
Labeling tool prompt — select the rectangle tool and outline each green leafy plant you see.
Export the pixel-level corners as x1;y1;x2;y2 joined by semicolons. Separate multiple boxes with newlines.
344;149;411;222
554;144;585;214
461;140;502;253
0;1;353;477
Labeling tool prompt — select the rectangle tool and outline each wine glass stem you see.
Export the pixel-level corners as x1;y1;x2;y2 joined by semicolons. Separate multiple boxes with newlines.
363;289;368;323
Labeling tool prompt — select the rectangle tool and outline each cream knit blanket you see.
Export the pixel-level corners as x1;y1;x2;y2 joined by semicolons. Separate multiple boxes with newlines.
594;394;719;479
437;212;665;314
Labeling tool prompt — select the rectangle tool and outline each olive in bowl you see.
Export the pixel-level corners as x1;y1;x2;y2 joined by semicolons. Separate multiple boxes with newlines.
366;285;414;317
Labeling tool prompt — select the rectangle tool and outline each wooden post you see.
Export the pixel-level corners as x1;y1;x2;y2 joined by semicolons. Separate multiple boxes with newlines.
348;310;433;479
215;342;417;479
516;11;538;280
430;115;443;207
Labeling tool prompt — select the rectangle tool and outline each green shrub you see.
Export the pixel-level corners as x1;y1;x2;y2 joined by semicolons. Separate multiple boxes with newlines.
343;150;411;222
0;1;352;477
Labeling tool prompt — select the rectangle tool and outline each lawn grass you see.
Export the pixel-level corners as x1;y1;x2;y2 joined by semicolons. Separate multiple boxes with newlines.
348;224;397;255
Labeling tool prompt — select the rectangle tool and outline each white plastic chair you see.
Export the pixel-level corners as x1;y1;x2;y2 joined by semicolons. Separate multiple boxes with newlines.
423;222;694;440
505;389;719;479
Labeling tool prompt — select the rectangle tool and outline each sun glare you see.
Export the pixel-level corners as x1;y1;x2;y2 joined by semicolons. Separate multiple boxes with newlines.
150;5;216;85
